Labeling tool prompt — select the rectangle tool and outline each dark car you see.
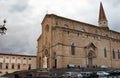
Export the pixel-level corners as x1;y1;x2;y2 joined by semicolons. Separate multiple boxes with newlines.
113;70;120;75
106;70;118;75
62;72;78;78
81;72;92;78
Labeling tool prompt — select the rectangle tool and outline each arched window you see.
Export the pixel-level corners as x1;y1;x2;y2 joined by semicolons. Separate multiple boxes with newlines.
28;64;31;70
71;43;75;55
6;63;9;69
45;24;49;32
64;24;69;28
12;63;14;69
118;50;120;59
112;49;115;59
18;63;20;69
104;48;107;57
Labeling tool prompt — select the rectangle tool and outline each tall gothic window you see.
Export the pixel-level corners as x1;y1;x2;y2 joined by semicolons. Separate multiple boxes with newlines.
104;48;107;58
113;49;115;59
71;43;75;55
45;24;49;32
118;50;120;59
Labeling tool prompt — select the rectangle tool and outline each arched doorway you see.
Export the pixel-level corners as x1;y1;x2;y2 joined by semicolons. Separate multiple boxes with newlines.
88;53;93;68
54;59;57;68
43;56;47;68
42;49;49;68
88;51;96;68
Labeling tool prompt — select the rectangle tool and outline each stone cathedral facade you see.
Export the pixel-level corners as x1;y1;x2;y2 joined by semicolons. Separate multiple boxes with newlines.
37;3;120;69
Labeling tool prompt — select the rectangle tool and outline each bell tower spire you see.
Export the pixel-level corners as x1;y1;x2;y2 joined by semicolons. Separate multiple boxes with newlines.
98;2;109;30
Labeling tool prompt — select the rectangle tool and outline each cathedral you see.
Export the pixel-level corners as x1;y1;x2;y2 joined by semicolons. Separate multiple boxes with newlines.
37;2;120;69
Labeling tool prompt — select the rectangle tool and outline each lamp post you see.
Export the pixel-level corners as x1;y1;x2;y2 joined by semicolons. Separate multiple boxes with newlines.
0;19;7;34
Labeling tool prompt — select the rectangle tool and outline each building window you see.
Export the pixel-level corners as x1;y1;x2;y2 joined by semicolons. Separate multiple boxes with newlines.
0;56;3;58
6;63;9;69
18;57;20;59
118;50;120;59
71;43;75;55
12;64;14;69
28;64;31;70
23;64;26;69
80;28;86;32
112;49;115;59
64;24;68;28
6;57;9;59
12;57;15;59
0;63;2;69
45;24;49;32
104;48;107;57
18;64;20;69
23;58;26;60
29;58;31;60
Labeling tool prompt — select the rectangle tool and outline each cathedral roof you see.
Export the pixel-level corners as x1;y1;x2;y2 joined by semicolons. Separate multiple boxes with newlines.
41;14;119;34
99;2;107;21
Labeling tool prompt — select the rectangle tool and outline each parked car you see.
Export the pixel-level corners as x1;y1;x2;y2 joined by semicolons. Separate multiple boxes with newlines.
81;72;92;78
114;70;120;75
106;70;117;75
77;72;83;78
67;64;75;68
99;65;108;69
107;70;120;75
78;66;86;71
62;72;78;78
97;71;109;76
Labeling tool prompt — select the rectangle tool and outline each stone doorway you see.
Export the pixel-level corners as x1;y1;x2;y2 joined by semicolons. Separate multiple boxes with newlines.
88;51;96;68
88;53;93;68
54;59;57;68
43;56;47;68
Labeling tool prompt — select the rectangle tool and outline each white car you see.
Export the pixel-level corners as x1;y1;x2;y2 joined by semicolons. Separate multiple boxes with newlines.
99;65;108;69
77;73;83;78
97;71;109;76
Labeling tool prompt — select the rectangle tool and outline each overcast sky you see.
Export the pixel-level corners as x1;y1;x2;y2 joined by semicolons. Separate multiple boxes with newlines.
0;0;120;55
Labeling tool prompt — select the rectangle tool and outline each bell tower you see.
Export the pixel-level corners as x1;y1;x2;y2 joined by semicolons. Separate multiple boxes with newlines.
98;2;109;30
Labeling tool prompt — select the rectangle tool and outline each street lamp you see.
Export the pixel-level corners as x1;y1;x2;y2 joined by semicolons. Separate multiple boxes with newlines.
0;19;7;34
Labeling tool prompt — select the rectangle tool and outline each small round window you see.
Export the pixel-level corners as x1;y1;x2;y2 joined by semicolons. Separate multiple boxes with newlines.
45;24;49;32
64;24;68;28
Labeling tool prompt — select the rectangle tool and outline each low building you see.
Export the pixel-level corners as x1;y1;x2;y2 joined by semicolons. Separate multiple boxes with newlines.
0;53;36;76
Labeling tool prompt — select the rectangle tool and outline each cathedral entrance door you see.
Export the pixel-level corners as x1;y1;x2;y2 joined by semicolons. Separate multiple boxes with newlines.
43;56;47;68
88;57;93;68
88;53;93;68
54;59;57;68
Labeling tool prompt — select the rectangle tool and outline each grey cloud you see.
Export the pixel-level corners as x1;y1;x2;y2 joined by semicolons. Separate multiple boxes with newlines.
10;4;28;13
